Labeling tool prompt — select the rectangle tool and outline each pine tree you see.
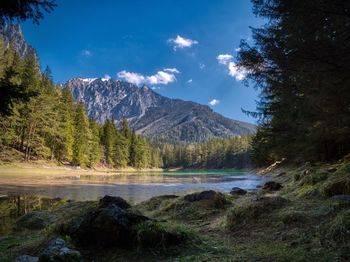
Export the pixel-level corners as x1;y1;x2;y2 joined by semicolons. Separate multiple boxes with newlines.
72;102;90;166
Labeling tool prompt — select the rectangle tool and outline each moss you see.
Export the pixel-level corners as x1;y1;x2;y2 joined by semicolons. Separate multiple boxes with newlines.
278;210;308;224
133;221;193;248
226;196;286;229
299;171;328;186
322;179;350;197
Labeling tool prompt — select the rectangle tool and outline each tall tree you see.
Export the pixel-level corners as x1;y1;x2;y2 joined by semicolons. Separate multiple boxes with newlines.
72;102;90;166
238;0;350;164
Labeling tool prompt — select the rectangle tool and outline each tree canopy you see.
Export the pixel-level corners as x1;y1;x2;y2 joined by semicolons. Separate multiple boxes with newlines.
239;0;350;165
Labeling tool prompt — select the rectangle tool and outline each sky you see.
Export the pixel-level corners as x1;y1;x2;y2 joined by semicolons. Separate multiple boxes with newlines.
21;0;263;123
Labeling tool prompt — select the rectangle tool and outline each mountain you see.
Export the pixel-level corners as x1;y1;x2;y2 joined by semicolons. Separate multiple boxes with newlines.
0;22;34;57
67;77;256;143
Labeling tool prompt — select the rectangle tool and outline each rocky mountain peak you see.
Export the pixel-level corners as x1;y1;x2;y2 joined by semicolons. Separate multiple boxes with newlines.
0;22;34;57
67;77;256;142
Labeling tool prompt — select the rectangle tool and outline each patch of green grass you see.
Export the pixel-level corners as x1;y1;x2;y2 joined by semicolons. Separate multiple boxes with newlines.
318;210;350;248
133;221;195;248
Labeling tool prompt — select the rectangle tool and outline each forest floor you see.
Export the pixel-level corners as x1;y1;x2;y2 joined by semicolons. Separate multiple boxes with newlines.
0;159;349;261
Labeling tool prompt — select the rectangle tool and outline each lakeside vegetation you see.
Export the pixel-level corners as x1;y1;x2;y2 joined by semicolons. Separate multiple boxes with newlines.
0;0;349;261
1;160;349;261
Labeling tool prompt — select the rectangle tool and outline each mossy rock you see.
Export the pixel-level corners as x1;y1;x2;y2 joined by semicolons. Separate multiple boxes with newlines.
15;211;53;230
299;171;328;186
322;179;350;197
278;210;308;224
227;196;287;229
133;221;192;248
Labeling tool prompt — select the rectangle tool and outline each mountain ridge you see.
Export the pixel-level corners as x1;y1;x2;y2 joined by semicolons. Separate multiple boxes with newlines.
67;77;256;143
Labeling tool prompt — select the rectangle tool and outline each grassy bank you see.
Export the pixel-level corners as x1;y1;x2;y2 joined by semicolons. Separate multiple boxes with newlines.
0;160;349;261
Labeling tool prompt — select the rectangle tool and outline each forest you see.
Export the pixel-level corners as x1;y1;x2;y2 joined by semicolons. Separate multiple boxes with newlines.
240;0;350;165
0;39;251;169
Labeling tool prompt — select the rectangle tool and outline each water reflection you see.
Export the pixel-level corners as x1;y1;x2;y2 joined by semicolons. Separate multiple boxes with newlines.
0;172;265;203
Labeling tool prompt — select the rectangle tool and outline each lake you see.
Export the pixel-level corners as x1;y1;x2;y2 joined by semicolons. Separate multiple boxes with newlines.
0;170;265;203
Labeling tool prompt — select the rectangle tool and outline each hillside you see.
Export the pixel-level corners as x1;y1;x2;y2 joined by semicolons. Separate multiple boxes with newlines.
67;77;256;143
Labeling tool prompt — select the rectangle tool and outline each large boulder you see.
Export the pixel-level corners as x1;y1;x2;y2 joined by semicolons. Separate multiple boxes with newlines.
39;238;81;262
98;195;131;209
73;204;148;247
263;181;283;191
184;190;221;202
230;187;247;196
15;211;53;230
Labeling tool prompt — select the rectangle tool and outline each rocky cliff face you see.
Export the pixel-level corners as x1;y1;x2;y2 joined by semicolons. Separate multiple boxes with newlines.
0;22;34;57
67;77;256;142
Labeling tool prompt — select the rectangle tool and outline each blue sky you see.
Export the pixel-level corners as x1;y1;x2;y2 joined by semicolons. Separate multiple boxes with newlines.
21;0;262;123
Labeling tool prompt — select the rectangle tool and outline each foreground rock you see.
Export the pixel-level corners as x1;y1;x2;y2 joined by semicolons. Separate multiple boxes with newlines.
68;204;148;247
230;187;247;196
16;238;81;262
263;181;283;191
15;211;53;230
98;195;131;209
184;190;222;202
39;238;81;262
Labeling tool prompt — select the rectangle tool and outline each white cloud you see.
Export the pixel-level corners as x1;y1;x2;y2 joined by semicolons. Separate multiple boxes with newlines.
227;62;247;81
235;47;241;52
199;63;205;70
209;99;220;106
217;54;233;65
117;68;180;86
187;79;193;83
168;35;198;50
117;71;145;86
164;68;180;73
81;49;92;57
146;71;176;85
217;53;247;81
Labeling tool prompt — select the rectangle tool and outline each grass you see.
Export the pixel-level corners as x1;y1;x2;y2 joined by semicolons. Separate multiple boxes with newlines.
1;161;350;261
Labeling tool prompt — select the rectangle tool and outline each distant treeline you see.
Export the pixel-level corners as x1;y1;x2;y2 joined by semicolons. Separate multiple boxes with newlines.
0;39;251;169
156;136;252;169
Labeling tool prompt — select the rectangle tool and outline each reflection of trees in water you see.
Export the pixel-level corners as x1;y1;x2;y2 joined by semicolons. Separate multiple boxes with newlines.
1;194;60;217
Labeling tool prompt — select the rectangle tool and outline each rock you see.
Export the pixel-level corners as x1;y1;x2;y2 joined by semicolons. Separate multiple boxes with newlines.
230;187;247;196
322;179;350;197
331;194;350;202
15;255;39;262
73;204;148;247
303;169;312;176
98;195;131;209
184;190;220;202
15;211;52;230
263;181;283;191
327;167;337;173
39;238;81;262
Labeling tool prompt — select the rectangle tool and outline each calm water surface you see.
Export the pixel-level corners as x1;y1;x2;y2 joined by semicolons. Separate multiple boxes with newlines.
0;171;265;203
